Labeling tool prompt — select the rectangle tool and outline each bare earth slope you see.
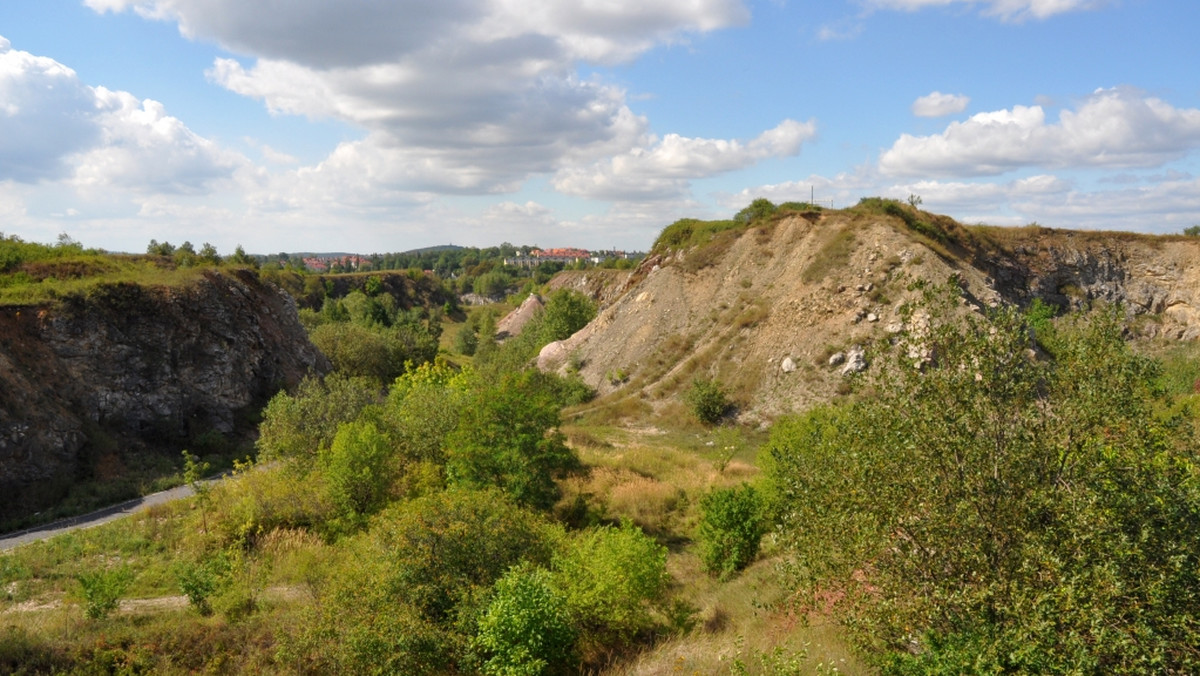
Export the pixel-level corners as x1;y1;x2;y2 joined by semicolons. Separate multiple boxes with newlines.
539;209;1200;423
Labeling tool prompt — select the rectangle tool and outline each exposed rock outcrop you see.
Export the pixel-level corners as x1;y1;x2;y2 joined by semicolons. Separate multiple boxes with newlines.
539;210;1200;421
0;269;328;518
496;293;545;340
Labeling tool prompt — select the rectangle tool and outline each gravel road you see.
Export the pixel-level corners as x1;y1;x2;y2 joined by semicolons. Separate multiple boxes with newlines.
0;483;198;552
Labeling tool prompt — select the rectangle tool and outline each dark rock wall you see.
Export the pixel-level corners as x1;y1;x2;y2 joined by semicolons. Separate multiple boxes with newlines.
0;269;329;519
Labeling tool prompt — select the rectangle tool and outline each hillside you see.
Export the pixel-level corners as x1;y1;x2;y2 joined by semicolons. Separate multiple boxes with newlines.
539;202;1200;423
0;268;328;523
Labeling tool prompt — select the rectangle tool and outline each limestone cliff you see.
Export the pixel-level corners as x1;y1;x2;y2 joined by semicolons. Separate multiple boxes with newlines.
0;268;328;518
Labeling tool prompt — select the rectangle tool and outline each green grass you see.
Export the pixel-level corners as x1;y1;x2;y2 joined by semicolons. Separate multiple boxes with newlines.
0;256;240;307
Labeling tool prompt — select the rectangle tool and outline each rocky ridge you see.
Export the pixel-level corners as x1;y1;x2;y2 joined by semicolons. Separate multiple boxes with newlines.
539;210;1200;423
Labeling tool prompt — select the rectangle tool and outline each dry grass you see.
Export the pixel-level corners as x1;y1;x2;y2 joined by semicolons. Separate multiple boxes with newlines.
801;225;858;284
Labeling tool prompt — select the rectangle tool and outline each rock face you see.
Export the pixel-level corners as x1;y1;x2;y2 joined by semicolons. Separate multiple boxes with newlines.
0;269;328;518
496;293;545;340
538;210;1200;422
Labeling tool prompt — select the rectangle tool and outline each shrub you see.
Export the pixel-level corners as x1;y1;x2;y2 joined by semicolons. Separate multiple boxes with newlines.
319;420;396;524
367;489;557;624
454;324;479;356
552;521;669;650
175;553;230;616
475;566;577;676
697;483;767;580
685;378;729;425
446;370;580;510
77;566;132;619
256;373;380;464
733;197;778;224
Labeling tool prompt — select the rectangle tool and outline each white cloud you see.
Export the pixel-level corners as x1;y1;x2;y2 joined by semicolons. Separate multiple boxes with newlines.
91;0;774;205
91;0;749;67
71;88;246;195
880;88;1200;177
0;38;101;181
0;36;245;196
912;91;970;117
861;0;1103;22
553;119;816;201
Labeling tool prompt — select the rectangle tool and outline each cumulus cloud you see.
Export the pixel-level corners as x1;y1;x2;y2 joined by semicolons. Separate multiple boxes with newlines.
72;88;246;194
88;0;749;67
861;0;1103;22
0;36;244;196
91;0;776;203
0;37;101;181
879;88;1200;177
552;119;816;201
912;91;970;117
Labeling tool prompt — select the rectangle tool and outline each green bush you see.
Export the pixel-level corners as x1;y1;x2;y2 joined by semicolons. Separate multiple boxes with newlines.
697;483;767;580
257;374;381;464
685;378;729;425
367;489;557;624
733;197;778;224
454;323;479;356
446;370;579;510
175;553;230;616
552;521;669;649
77;566;132;619
766;282;1200;671
475;566;577;676
319;420;396;523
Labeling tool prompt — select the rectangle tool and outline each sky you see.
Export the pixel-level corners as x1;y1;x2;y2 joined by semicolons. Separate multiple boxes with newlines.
1;0;1199;255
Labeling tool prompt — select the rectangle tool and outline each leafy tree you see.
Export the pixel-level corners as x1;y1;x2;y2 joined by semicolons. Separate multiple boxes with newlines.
1184;224;1200;236
319;420;396;524
365;489;556;624
199;242;221;264
182;450;212;533
766;281;1200;672
381;360;474;466
475;566;577;676
228;245;256;266
733;197;778;224
551;521;669;650
474;271;512;299
257;374;381;464
531;289;596;345
696;483;767;580
146;239;175;256
446;370;579;510
309;321;424;383
454;323;479;356
77;566;132;619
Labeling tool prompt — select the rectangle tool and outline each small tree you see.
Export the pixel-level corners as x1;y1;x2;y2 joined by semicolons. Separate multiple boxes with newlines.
685;378;729;425
446;371;579;510
697;483;767;580
733;198;778;224
78;567;132;619
1184;224;1200;236
476;566;577;676
182;450;212;533
320;420;396;524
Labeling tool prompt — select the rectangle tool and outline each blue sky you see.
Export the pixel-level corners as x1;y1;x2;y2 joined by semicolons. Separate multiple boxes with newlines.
2;0;1199;255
